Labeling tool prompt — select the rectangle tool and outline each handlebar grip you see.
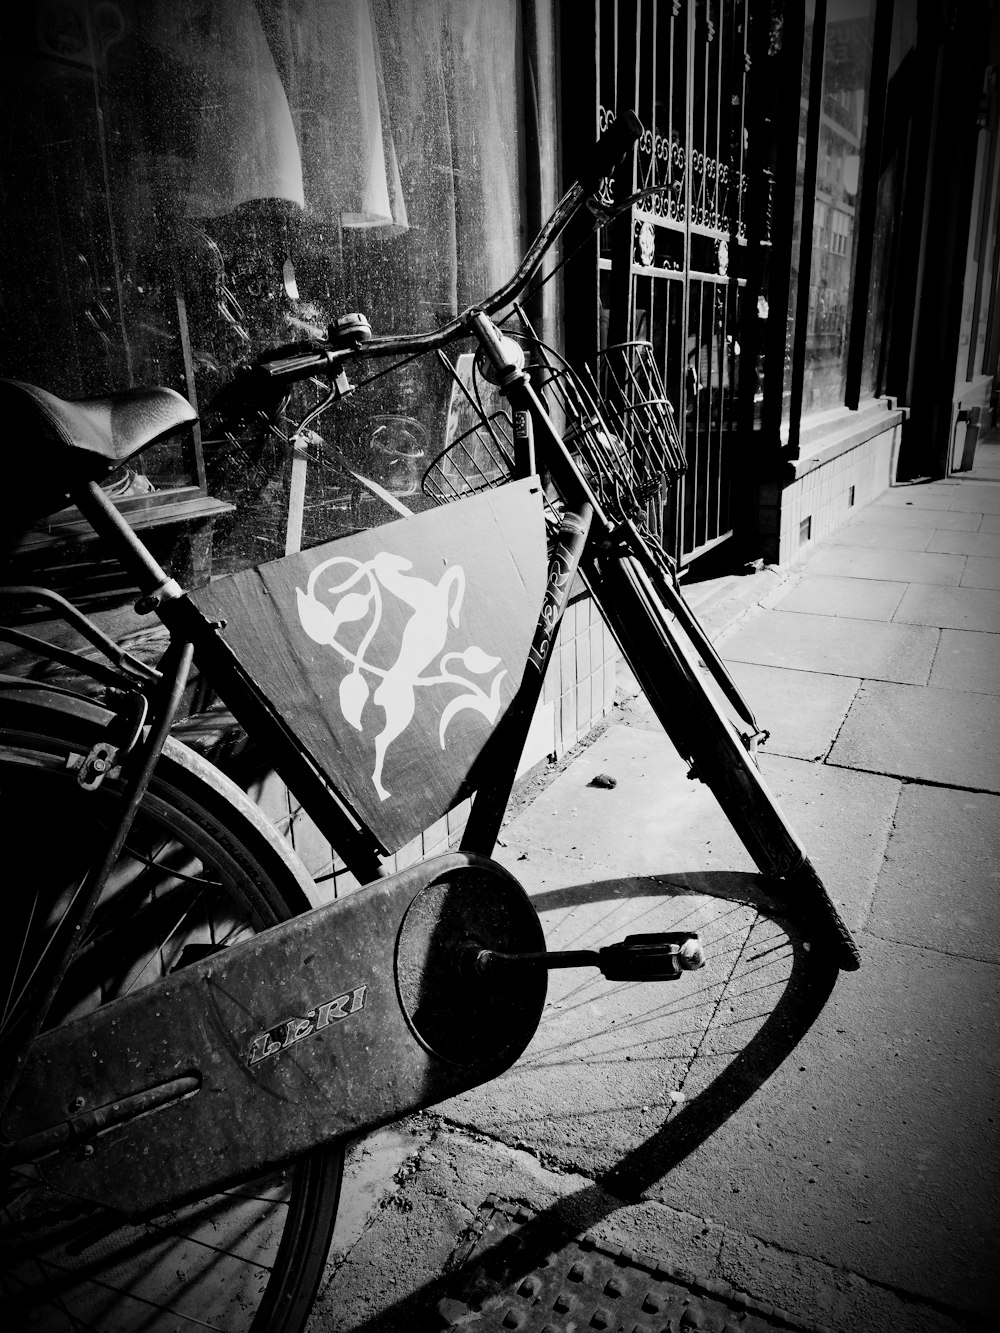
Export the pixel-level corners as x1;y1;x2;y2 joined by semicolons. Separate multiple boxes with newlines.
256;347;336;382
207;349;332;425
581;109;643;196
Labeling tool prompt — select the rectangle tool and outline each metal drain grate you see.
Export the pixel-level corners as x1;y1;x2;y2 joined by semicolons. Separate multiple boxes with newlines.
437;1196;832;1333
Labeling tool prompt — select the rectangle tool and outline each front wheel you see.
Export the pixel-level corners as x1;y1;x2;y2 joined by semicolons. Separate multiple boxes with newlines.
585;552;862;971
0;697;344;1332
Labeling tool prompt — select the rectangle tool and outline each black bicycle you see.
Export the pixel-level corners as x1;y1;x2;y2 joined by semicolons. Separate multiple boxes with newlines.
0;112;858;1333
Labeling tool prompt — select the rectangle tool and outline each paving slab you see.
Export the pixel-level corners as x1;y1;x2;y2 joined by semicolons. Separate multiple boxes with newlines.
925;527;1000;556
495;725;756;878
869;484;957;510
314;1121;978;1333
331;1127;420;1258
771;573;906;619
723;609;938;684
968;440;1000;482
867;785;1000;963
805;544;966;586
833;506;979;531
945;481;1000;512
649;936;1000;1318
436;920;998;1321
829;680;1000;791
758;751;897;896
893;581;1000;631
825;523;931;551
725;661;861;760
981;512;1000;531
716;1232;973;1333
960;553;1000;588
497;729;894;967
314;1132;617;1333
928;626;1000;693
495;723;897;933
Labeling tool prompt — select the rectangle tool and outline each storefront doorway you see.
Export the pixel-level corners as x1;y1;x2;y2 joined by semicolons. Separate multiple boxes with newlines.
594;0;759;567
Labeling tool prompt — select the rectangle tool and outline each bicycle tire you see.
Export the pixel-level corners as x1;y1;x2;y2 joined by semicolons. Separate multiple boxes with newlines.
0;698;344;1333
585;550;862;971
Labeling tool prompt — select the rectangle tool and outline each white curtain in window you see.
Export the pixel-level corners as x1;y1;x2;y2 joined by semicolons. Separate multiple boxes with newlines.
141;0;305;217
285;0;408;230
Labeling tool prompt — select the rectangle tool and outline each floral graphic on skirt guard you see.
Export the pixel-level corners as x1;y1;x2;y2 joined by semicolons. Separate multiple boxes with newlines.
296;550;507;801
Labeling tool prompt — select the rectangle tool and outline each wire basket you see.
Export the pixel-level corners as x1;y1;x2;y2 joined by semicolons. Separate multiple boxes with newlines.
421;328;685;525
541;338;686;521
420;350;516;506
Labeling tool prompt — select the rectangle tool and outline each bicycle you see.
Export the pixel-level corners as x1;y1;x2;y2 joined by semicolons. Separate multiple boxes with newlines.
0;111;859;1333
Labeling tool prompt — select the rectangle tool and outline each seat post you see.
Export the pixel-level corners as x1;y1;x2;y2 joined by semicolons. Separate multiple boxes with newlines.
72;478;184;609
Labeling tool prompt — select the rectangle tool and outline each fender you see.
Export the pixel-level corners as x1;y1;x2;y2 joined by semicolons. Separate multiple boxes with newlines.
0;672;149;785
0;673;117;730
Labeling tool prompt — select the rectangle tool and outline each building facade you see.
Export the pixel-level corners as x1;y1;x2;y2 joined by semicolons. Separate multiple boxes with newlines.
1;0;998;825
563;0;1000;567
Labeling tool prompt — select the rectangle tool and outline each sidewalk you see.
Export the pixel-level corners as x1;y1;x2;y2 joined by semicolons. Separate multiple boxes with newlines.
307;443;1000;1333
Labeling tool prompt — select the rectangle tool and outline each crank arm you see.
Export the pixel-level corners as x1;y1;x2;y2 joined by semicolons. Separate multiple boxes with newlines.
469;931;705;982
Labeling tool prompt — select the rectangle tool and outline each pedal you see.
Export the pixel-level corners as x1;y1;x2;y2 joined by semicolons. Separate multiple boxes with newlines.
468;931;705;982
596;932;705;980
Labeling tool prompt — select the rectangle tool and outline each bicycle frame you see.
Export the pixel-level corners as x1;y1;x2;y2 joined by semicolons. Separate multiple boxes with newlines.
0;413;607;1219
2;110;858;1239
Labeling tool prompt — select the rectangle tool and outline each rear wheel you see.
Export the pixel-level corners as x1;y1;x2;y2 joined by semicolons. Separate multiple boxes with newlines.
0;700;343;1332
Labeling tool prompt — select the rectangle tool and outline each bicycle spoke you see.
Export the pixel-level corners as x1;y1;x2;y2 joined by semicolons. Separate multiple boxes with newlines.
220;1188;290;1206
133;1211;273;1273
1;1264;98;1333
115;835;229;888
1;884;42;1035
13;1252;231;1331
4;1160;294;1332
3;725;341;1332
1;880;91;1040
118;887;209;998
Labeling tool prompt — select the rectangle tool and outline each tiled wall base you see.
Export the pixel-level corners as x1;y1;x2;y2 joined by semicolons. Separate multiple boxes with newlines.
540;587;619;758
760;419;901;565
250;589;619;901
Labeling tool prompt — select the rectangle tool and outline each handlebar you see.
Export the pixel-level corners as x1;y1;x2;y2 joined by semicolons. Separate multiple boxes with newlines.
214;111;642;412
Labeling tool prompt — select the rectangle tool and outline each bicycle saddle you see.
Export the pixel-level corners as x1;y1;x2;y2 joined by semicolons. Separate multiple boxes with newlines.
0;378;197;524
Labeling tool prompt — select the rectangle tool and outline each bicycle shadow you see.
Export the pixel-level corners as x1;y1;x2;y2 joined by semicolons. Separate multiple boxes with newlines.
334;869;841;1332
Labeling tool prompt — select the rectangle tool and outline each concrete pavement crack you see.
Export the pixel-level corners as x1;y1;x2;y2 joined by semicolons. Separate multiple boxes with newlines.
820;675;865;761
823;762;1000;797
858;778;905;936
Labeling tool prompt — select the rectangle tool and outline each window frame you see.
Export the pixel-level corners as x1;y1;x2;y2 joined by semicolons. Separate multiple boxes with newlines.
769;0;894;459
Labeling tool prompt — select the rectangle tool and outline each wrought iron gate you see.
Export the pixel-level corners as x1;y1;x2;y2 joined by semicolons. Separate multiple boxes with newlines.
599;0;757;566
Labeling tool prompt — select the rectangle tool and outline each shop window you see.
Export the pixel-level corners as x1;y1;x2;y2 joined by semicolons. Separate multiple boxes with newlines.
0;0;525;577
857;1;918;402
783;0;875;428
